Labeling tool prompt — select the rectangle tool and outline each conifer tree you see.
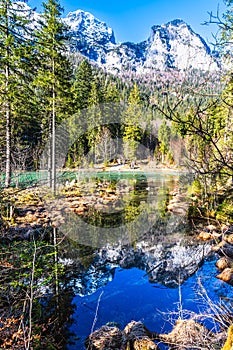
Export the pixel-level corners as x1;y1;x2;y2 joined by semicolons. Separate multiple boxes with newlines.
158;120;171;163
72;59;93;111
123;84;142;161
0;0;35;187
87;80;103;163
34;0;72;193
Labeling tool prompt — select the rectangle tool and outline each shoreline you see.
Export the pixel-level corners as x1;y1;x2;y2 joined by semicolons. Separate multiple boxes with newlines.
66;160;188;174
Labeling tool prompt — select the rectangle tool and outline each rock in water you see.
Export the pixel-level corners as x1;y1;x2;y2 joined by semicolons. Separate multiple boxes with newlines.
85;326;124;349
124;321;158;349
85;322;159;349
217;268;233;286
213;241;233;259
216;257;233;271
156;319;214;349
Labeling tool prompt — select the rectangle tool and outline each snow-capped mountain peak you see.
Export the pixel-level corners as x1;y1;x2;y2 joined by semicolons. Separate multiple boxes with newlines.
64;9;116;46
63;11;219;73
12;2;220;73
143;19;217;71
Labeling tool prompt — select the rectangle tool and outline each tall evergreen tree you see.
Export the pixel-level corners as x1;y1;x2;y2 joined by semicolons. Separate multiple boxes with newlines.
86;80;103;163
123;84;142;161
158;120;171;163
72;59;93;111
0;0;34;186
34;0;72;193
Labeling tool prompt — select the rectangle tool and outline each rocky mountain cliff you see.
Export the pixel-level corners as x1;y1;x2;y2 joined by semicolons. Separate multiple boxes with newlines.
64;10;220;73
16;2;220;73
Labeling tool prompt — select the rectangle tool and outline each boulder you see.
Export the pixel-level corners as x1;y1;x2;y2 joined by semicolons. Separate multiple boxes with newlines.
85;326;124;350
86;320;218;350
198;231;213;241
217;268;233;286
155;319;214;349
85;322;160;350
198;230;221;241
216;257;233;271
124;321;158;349
206;224;218;232
212;241;233;259
224;234;233;245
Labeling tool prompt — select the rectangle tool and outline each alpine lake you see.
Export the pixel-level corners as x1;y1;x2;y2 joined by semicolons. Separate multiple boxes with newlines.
54;169;233;349
1;169;232;349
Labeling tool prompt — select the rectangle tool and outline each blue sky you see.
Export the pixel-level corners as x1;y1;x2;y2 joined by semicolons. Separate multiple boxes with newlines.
28;0;226;46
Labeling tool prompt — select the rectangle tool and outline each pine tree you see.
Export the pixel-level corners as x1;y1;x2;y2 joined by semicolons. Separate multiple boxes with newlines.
34;0;72;193
0;0;35;187
158;120;171;163
123;84;142;161
86;80;103;163
72;59;93;111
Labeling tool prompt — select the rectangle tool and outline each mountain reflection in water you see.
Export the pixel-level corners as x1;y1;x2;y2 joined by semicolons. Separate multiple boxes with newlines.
61;172;232;350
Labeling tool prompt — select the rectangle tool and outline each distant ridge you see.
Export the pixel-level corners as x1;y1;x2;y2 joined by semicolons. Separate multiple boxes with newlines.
16;2;220;73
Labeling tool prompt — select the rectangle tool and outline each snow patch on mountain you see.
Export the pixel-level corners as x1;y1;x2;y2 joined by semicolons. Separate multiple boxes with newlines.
12;2;220;73
64;10;116;46
142;19;218;71
63;10;116;64
63;10;219;73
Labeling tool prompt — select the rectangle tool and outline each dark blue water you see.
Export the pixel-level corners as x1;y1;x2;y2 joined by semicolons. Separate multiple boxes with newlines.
65;171;233;349
67;256;233;349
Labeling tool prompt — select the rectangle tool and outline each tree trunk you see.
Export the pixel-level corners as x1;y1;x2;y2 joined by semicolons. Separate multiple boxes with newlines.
4;4;11;188
5;96;11;188
48;119;52;188
51;85;56;195
51;52;56;195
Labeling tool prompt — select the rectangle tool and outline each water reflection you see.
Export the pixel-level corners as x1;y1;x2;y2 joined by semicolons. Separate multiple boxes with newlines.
58;171;232;349
60;171;185;248
67;261;233;350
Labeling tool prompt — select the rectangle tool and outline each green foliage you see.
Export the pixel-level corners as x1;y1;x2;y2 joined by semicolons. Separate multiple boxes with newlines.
34;0;72;122
216;196;233;223
123;84;143;160
0;0;37;183
158;120;171;163
72;59;93;110
187;179;203;196
0;236;71;348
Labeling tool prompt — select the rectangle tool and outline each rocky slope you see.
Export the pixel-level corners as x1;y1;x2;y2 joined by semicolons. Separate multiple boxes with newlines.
64;11;220;73
16;2;220;73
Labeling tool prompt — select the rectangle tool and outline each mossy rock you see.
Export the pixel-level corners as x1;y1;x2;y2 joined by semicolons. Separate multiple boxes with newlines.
16;191;40;205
